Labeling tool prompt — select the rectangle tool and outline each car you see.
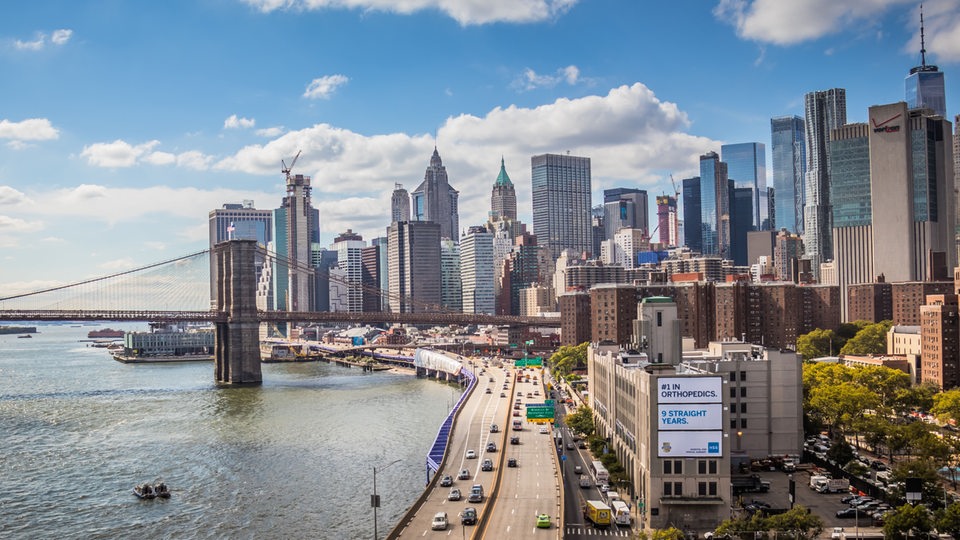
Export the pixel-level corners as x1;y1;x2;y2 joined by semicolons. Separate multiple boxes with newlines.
488;377;494;382
466;450;476;459
836;508;859;518
448;488;461;501
439;475;453;487
513;403;521;410
507;457;518;467
533;390;539;395
831;527;844;539
536;513;551;528
578;441;586;449
500;393;506;398
485;388;492;394
574;465;582;474
538;425;549;434
526;393;533;398
566;442;574;450
431;512;448;530
486;442;497;452
481;459;493;471
599;483;610;493
517;391;522;396
490;424;499;433
840;494;858;504
458;468;470;480
510;436;520;445
513;410;521;416
460;507;477;525
468;484;484;503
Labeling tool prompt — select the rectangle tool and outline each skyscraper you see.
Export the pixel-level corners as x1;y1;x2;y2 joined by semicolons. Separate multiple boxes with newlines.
411;148;459;240
699;151;730;257
771;116;806;234
330;229;365;313
681;177;702;252
729;185;754;266
490;158;517;221
656;195;679;247
391;183;411;223
208;200;273;302
722;142;767;231
905;9;946;117
531;153;592;261
440;239;462;312
281;171;317;312
802;88;847;280
460;226;495;315
603;188;648;241
387;221;441;313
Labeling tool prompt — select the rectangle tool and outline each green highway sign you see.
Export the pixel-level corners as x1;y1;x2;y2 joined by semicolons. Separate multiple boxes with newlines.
544;399;555;405
526;405;555;420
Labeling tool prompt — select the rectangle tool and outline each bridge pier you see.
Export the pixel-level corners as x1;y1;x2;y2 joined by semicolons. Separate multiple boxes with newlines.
214;239;262;385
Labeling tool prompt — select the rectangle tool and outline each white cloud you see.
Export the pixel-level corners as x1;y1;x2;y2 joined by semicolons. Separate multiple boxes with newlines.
303;74;349;100
713;0;911;46
514;65;582;90
224;114;256;129
0;118;59;141
80;139;215;169
255;126;285;137
99;257;138;271
907;0;960;63
243;0;578;25
13;28;73;51
51;29;73;45
0;186;30;205
80;140;161;167
0;215;43;232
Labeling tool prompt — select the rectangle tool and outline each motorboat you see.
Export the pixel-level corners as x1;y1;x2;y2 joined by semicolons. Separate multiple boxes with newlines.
154;482;170;498
133;483;156;499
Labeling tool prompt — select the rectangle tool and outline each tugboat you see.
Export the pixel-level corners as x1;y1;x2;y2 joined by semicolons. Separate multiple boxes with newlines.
133;483;156;499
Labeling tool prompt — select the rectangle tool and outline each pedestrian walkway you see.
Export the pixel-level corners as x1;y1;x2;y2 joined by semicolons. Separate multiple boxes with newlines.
565;525;633;537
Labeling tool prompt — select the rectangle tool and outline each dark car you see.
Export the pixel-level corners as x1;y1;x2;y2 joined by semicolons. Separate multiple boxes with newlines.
486;442;497;452
507;457;518;467
481;459;493;471
566;442;574;450
836;508;859;518
461;507;477;525
439;475;453;487
577;441;586;449
458;468;470;480
510;436;520;445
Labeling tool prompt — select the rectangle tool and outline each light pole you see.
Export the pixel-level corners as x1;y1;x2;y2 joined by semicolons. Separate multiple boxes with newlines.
373;459;403;540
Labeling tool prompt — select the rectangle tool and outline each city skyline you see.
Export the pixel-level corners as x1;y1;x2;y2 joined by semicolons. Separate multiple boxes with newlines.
3;1;960;292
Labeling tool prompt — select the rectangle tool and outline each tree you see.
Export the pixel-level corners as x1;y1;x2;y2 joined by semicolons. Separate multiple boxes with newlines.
935;502;960;539
797;328;838;360
566;404;595;437
889;459;942;504
547;342;587;378
894;382;938;416
808;382;880;435
635;527;685;540
839;320;893;356
826;439;855;467
932;388;960;424
765;505;823;540
883;503;933;539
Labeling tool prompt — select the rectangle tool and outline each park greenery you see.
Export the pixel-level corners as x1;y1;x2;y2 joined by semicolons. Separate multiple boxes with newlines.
546;342;588;379
796;320;892;361
713;505;823;540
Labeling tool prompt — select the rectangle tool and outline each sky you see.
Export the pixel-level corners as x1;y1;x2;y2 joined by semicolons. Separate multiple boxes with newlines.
2;0;960;295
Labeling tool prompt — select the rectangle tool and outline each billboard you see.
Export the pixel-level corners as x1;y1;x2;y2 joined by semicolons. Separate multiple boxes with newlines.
657;403;723;431
656;377;722;404
657;431;723;457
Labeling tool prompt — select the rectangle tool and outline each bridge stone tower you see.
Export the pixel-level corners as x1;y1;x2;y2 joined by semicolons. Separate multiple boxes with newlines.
214;239;263;384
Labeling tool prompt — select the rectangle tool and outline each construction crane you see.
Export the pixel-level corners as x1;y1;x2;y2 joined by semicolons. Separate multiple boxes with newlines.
670;174;680;201
281;150;301;182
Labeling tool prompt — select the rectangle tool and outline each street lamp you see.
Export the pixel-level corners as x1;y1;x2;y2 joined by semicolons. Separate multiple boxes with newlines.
372;459;403;540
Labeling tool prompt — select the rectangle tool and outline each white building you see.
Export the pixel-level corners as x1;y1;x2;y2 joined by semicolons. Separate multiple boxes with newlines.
460;226;495;314
441;239;462;312
332;231;366;312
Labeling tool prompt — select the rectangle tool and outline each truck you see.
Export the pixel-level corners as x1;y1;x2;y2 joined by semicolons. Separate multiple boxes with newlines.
583;500;612;527
814;477;850;494
732;474;771;494
611;499;632;526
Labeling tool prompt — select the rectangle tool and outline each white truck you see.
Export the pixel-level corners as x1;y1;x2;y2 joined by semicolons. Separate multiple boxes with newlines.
611;499;632;526
811;475;849;493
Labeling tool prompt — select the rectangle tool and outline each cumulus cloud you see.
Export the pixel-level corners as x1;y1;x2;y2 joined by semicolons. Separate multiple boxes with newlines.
256;126;285;137
242;0;578;25
906;0;960;63
0;186;30;205
303;75;349;99
224;114;256;129
13;28;73;51
713;0;911;46
80;139;215;169
0;215;43;232
0;118;59;141
215;82;717;242
514;65;582;90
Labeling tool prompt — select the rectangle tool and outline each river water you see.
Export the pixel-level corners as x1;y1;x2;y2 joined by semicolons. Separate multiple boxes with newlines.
0;324;461;539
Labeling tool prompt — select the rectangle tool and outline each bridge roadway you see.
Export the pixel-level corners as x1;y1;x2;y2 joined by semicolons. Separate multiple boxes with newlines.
391;360;561;539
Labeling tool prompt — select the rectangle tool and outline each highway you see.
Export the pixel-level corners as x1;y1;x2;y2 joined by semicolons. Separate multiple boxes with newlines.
483;366;563;538
392;359;512;539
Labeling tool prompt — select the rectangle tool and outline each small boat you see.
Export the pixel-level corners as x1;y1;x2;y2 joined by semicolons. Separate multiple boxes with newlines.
133;483;157;499
154;482;170;498
17;334;32;338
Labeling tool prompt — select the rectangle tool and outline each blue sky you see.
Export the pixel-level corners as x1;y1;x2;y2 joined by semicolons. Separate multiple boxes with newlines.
2;0;960;294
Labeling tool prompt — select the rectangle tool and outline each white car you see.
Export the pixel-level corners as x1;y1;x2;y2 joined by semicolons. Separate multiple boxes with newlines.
431;512;448;531
466;449;476;459
538;425;549;434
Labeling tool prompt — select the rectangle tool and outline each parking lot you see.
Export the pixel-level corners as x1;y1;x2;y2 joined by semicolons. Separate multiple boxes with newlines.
738;469;884;538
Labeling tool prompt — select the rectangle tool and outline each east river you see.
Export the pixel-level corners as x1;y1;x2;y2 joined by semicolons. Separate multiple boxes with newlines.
0;324;461;539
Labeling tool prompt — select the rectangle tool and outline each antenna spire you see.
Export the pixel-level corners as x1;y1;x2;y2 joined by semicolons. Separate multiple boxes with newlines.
920;4;928;67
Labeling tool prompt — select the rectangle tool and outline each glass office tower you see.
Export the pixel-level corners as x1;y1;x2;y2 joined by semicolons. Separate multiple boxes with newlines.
770;116;806;234
721;142;767;231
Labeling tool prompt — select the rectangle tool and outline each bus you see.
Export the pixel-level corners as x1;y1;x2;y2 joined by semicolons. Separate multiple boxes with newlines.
591;461;609;484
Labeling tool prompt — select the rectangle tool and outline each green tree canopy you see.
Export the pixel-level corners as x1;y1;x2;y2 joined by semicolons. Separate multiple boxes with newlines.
808;381;880;434
932;388;960;424
548;342;588;378
797;328;838;360
839;320;893;356
566;404;595;437
935;502;960;539
882;503;933;539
